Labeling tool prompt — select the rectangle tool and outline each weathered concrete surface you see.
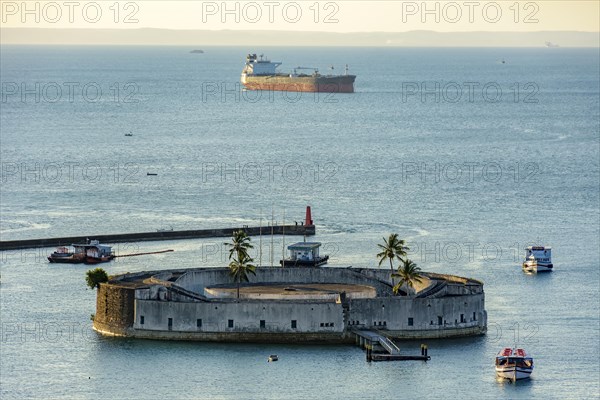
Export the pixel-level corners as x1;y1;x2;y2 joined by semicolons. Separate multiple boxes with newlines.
114;329;354;343
204;283;377;300
134;299;344;334
94;283;136;336
175;267;395;298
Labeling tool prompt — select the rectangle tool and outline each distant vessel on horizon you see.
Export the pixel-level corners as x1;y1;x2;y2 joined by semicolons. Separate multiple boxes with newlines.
241;53;356;93
545;41;560;48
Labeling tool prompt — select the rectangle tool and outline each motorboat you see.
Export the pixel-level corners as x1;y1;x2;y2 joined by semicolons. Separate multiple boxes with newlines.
522;246;553;272
495;348;534;381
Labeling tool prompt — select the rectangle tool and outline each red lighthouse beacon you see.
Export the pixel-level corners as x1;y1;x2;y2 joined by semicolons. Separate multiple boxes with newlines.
305;206;313;226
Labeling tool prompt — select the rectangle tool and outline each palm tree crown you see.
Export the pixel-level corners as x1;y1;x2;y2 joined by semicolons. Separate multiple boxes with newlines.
229;252;256;298
392;259;423;296
225;230;254;261
376;233;409;272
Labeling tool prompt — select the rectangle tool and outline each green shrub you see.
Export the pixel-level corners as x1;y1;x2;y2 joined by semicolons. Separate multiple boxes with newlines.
86;268;108;290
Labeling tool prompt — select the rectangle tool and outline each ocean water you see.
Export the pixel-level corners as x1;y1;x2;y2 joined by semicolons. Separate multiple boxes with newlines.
0;46;599;399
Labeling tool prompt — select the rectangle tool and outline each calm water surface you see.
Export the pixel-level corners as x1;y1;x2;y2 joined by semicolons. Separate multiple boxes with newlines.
1;46;599;399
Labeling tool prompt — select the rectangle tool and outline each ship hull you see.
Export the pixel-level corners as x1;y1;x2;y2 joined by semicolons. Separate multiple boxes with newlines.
279;256;329;267
242;74;356;93
48;254;85;264
495;366;533;381
522;262;553;273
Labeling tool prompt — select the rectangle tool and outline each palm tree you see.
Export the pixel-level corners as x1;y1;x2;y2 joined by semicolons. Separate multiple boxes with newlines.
229;252;256;298
225;230;254;261
376;233;409;273
392;259;423;296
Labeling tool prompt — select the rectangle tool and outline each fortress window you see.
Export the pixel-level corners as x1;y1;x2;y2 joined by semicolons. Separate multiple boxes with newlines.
140;316;144;325
197;319;202;328
331;323;334;327
260;320;266;329
320;323;324;327
460;314;465;323
408;318;414;326
291;320;297;329
473;312;477;321
168;318;173;330
228;319;234;328
438;316;443;326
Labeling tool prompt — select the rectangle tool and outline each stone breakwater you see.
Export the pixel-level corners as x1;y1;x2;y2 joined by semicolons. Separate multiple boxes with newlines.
93;266;487;342
0;224;314;250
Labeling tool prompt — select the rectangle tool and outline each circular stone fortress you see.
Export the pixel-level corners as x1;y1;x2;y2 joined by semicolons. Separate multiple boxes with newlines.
93;266;487;342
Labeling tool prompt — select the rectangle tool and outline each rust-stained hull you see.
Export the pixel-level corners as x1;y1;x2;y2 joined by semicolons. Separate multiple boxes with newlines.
242;74;356;93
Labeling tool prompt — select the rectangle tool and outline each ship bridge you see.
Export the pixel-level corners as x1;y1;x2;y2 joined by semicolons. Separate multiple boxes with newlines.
244;53;281;75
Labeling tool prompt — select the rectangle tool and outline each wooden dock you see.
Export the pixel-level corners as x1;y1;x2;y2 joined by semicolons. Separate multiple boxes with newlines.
370;353;431;362
0;224;315;251
352;329;430;362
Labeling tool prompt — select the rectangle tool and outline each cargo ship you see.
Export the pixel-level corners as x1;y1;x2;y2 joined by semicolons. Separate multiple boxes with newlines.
241;53;356;93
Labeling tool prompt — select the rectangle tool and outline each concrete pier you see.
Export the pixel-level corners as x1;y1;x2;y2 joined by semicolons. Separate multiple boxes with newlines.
0;224;315;251
352;330;431;361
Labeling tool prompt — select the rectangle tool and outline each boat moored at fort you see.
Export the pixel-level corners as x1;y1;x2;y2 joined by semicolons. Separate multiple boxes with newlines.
280;242;329;267
241;53;356;93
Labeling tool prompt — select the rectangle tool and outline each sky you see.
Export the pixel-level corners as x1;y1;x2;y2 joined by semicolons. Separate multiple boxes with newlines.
1;0;599;32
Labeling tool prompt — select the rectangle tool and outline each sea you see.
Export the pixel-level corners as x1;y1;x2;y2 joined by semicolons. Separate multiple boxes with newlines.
0;46;599;399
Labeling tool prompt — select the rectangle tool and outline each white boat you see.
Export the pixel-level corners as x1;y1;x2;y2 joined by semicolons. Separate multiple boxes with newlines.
268;354;278;362
522;246;553;272
495;348;534;381
280;242;329;267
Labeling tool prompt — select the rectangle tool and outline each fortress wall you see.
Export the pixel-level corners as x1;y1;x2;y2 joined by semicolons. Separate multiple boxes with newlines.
93;283;136;335
97;267;487;340
174;267;393;296
126;292;486;340
133;299;344;334
444;283;483;296
347;293;486;332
